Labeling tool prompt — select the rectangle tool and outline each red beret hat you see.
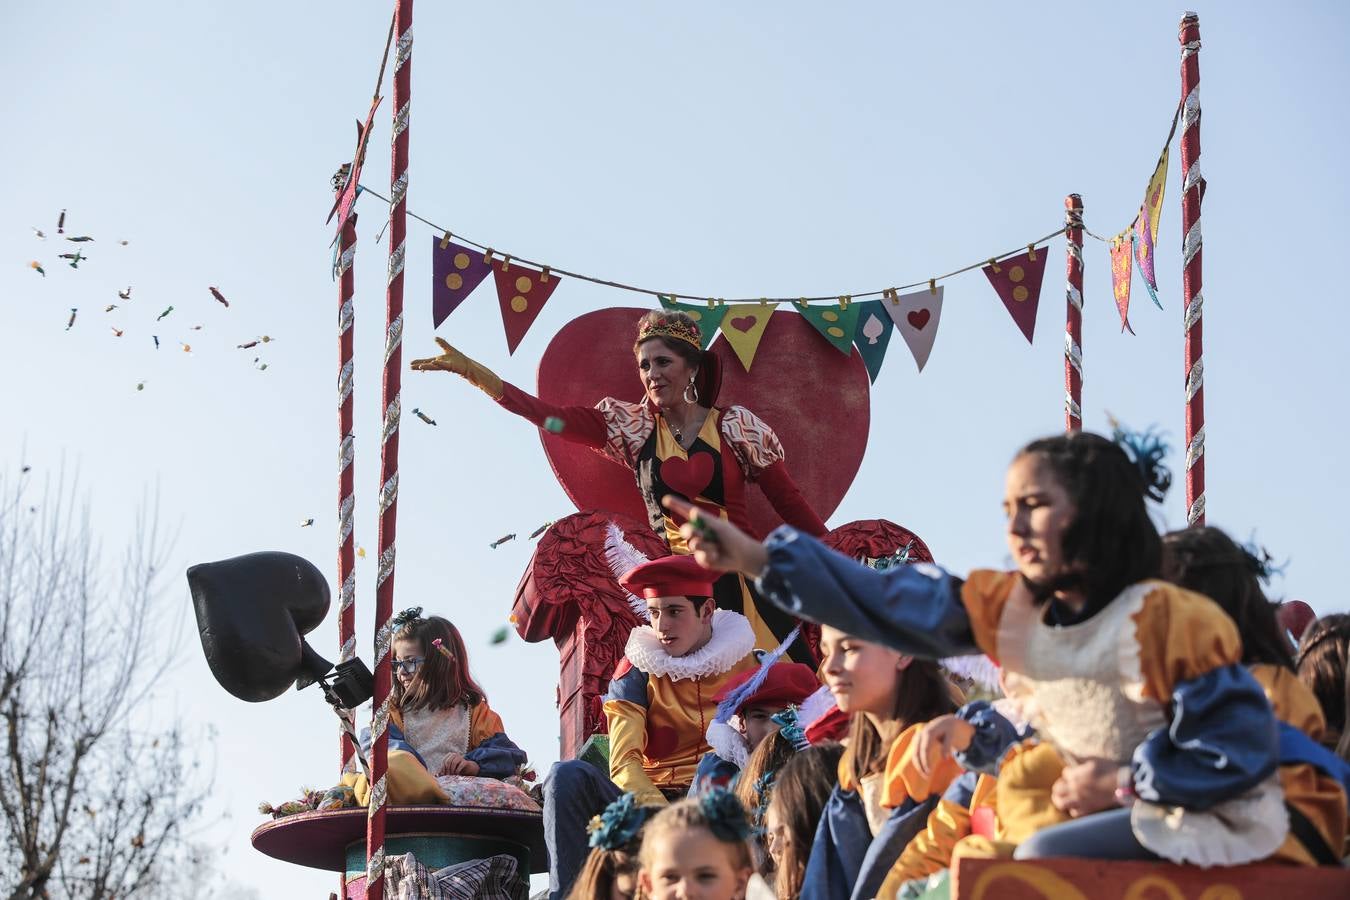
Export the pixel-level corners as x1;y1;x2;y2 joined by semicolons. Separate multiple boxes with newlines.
618;554;718;600
712;661;819;715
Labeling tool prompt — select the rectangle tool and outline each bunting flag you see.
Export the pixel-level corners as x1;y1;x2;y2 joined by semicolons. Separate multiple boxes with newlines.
328;97;382;230
851;300;896;383
885;286;944;372
983;248;1047;344
493;259;561;354
1132;147;1168;309
719;303;777;372
1109;231;1136;334
658;295;728;349
795;300;861;356
431;237;493;327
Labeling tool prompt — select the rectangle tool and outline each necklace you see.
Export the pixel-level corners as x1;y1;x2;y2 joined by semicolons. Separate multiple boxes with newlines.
668;408;699;445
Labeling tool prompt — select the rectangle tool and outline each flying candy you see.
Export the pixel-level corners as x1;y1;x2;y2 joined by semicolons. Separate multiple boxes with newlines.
489;534;516;549
32;228;45;240
156;306;173;321
65;309;77;331
105;304;117;312
111;327;123;337
153;336;160;349
300;519;315;528
118;287;131;300
490;626;510;645
65;236;94;243
529;522;554;540
412;408;437;426
237;340;258;349
59;251;84;268
209;287;229;308
57;209;66;234
30;261;44;276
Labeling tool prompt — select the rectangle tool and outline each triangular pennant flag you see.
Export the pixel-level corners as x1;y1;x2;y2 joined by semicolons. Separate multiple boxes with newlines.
983;248;1047;344
328;95;383;229
1109;231;1136;335
884;286;944;372
1133;147;1168;309
658;295;727;350
795;300;862;356
851;300;896;383
719;303;776;372
492;259;560;354
432;237;493;327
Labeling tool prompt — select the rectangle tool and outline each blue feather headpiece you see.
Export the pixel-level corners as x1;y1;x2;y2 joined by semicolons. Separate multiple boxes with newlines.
586;792;653;851
1239;535;1288;585
1108;416;1172;503
700;788;753;842
712;625;801;725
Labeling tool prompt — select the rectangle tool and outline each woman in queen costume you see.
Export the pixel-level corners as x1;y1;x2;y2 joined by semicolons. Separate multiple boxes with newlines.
411;310;826;664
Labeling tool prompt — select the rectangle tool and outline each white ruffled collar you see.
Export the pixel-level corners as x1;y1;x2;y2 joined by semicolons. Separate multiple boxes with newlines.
624;609;756;682
706;718;750;768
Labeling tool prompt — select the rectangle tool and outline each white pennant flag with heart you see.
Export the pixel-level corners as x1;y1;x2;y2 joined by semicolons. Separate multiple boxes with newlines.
884;286;944;371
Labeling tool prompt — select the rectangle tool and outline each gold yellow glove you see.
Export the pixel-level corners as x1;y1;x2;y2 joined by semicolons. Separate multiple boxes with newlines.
410;337;504;400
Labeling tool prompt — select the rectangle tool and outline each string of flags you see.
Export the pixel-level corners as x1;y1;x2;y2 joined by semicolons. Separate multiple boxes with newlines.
344;97;1183;382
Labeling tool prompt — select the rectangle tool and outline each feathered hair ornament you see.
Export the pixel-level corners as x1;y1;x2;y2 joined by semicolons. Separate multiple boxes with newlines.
604;522;652;621
700;788;753;842
391;607;424;629
796;685;836;736
712;626;801;725
586;792;653;851
1107;414;1172;503
1239;536;1288;585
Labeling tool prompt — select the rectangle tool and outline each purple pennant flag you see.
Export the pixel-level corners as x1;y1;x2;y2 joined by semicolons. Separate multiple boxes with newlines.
431;237;493;327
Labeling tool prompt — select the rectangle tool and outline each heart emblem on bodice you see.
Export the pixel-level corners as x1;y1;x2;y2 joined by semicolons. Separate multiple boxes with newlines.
659;451;715;502
535;307;872;535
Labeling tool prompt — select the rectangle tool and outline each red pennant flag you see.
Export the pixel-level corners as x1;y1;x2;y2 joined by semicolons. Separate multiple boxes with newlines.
983;248;1048;344
1110;232;1136;334
492;259;560;354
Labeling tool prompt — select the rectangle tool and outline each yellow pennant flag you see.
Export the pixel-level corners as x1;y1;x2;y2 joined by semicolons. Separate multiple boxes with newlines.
719;303;777;372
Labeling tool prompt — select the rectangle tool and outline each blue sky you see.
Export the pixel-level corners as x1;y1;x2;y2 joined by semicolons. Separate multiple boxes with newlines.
2;1;1347;894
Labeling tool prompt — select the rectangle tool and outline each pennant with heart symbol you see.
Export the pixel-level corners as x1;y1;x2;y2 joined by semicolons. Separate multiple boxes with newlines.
884;286;944;372
718;303;778;372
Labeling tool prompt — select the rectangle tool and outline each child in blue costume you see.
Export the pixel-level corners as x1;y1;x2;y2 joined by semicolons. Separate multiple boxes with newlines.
665;431;1288;867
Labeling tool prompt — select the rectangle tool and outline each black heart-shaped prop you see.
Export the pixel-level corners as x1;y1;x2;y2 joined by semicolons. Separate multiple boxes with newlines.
187;551;331;702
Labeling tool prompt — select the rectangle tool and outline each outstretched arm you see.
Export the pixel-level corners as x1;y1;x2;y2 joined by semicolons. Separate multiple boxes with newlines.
410;338;610;449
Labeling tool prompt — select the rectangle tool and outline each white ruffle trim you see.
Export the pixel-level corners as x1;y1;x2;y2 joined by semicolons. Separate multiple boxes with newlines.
706;718;749;768
1131;773;1288;867
624;610;756;682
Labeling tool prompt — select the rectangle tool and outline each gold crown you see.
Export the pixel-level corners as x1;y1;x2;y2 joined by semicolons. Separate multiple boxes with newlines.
638;316;702;350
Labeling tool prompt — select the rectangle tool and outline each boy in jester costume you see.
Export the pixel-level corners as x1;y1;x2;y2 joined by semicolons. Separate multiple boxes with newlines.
542;553;757;900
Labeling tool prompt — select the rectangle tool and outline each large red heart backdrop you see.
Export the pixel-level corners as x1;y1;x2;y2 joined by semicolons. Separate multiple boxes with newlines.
534;307;872;535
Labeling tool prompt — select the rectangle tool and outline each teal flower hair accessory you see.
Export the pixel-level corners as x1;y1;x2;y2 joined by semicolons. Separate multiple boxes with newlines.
587;792;652;851
700;788;752;842
391;606;424;629
771;707;809;751
1107;415;1172;503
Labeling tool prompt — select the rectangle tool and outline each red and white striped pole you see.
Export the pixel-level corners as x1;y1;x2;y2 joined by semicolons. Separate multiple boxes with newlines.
337;209;358;774
366;0;411;896
1179;13;1206;525
1064;194;1084;432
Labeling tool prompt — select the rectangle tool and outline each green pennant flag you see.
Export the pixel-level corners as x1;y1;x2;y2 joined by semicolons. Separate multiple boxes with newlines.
795;299;861;356
851;299;895;383
658;295;726;350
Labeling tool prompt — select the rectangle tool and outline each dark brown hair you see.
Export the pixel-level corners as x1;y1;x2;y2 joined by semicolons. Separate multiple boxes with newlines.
1162;527;1295;669
767;742;844;900
734;730;797;872
1295;614;1350;761
842;657;956;789
392;614;485;712
1016;432;1163;615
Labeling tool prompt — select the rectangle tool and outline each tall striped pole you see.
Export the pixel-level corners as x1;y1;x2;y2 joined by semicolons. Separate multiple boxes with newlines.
337;208;358;774
1064;194;1084;432
366;1;411;897
1179;13;1206;525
